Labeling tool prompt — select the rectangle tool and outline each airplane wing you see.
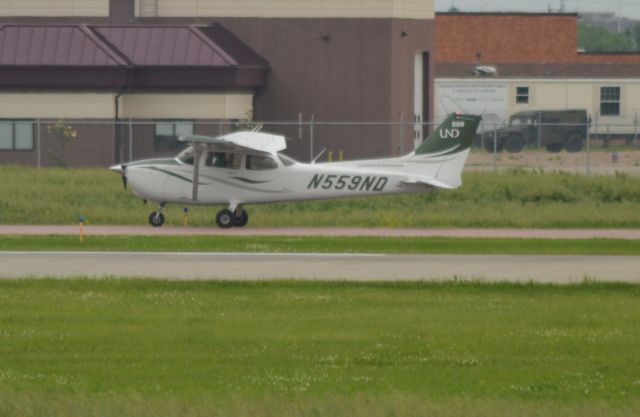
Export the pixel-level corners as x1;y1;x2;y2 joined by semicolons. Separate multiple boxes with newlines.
177;131;287;201
178;131;287;154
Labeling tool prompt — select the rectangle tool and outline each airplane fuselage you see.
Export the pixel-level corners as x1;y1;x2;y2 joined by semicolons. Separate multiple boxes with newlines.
124;154;432;207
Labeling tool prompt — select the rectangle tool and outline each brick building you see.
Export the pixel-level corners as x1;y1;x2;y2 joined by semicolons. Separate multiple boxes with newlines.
435;12;640;136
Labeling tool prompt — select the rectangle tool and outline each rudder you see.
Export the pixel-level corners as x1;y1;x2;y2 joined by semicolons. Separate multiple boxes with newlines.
415;113;481;156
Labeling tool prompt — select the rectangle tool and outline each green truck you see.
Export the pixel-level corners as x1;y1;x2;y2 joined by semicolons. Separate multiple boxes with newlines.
483;109;589;153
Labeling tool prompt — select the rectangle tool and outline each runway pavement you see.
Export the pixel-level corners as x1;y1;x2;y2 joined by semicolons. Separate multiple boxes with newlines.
1;252;638;283
1;225;640;239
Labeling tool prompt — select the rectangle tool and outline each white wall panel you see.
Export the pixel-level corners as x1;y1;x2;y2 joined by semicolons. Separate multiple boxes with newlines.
0;93;114;118
136;0;433;19
0;0;108;17
122;93;254;119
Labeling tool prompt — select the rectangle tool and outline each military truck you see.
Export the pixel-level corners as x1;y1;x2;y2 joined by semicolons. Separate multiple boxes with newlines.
483;109;589;153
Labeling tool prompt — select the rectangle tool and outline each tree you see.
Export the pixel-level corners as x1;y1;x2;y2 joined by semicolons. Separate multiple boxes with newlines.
628;22;640;50
577;23;635;52
47;120;77;167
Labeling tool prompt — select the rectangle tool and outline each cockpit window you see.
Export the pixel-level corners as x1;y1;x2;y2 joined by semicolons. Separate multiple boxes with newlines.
246;154;278;170
277;153;297;167
205;152;241;169
177;146;194;165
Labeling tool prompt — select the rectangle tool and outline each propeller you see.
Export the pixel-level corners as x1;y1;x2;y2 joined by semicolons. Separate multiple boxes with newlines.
121;164;128;190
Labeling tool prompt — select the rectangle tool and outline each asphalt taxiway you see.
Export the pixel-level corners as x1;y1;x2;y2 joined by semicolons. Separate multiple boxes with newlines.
1;252;638;283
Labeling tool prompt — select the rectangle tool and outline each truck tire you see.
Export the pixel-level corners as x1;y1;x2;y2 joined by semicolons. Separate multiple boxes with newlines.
504;134;525;153
565;132;584;153
545;143;563;153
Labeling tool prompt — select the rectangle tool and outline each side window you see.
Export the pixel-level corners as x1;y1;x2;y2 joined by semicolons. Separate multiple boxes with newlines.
516;86;529;104
0;120;34;151
246;155;278;170
600;87;620;116
154;120;193;152
205;152;241;169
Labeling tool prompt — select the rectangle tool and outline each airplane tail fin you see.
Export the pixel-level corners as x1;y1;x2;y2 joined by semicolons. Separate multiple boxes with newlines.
407;113;482;188
415;113;481;156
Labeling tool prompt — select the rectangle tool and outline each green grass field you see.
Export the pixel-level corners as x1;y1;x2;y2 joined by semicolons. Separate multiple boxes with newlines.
2;235;640;255
0;280;639;417
1;165;639;228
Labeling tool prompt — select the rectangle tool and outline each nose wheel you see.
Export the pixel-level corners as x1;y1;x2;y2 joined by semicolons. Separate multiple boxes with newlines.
215;208;249;228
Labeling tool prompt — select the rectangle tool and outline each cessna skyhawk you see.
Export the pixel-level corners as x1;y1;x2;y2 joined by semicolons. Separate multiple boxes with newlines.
109;113;481;228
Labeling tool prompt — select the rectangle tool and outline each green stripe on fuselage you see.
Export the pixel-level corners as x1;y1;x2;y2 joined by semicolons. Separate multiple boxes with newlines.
127;158;180;168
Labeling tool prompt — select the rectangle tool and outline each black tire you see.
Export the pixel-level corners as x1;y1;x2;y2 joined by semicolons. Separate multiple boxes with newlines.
216;209;234;229
565;132;584;153
148;212;165;227
504;134;524;153
544;142;563;153
232;210;249;227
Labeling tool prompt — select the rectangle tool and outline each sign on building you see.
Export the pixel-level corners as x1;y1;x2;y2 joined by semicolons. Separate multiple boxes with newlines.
436;81;508;129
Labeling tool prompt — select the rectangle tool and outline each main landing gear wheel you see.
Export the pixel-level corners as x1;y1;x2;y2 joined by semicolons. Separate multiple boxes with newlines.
216;209;234;229
148;212;165;227
233;209;249;227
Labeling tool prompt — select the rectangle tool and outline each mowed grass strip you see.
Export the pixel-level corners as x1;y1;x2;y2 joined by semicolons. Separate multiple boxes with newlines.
1;165;640;228
1;235;640;255
0;280;639;417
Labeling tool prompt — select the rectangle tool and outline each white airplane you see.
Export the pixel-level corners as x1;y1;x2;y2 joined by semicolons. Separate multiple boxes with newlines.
109;113;481;228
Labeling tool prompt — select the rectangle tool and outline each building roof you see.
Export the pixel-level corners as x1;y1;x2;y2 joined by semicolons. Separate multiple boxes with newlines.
0;24;268;89
93;25;236;67
0;24;126;66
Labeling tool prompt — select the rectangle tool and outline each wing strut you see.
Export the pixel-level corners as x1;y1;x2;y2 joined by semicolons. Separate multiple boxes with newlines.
191;148;203;201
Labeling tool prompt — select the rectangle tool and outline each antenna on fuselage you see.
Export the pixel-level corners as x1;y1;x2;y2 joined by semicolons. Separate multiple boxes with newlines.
311;148;326;164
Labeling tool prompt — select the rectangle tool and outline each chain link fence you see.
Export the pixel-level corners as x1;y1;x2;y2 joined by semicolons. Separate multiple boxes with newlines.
1;118;639;175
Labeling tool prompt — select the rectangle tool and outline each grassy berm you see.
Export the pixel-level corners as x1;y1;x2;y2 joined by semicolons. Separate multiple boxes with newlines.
0;280;639;416
0;165;639;227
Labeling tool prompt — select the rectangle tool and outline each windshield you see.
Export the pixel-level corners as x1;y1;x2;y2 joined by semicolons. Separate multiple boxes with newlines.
177;146;194;165
510;116;533;126
277;153;298;167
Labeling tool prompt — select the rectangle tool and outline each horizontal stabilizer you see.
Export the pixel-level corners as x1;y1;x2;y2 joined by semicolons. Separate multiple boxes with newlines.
402;176;455;190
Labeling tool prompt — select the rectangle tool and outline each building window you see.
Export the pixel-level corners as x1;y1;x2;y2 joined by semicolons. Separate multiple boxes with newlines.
154;120;193;152
0;120;34;151
516;87;529;104
600;87;620;116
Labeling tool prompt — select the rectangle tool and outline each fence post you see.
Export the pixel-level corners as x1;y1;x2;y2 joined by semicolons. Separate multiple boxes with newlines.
128;118;133;162
298;112;303;142
309;114;315;162
493;124;497;172
36;119;41;169
586;126;591;177
399;112;404;155
537;112;542;149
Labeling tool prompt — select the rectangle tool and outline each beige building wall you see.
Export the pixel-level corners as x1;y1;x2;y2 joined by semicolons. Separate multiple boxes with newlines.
0;92;254;120
135;0;434;19
0;0;108;17
512;80;640;134
0;93;115;118
121;93;254;119
436;78;640;135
